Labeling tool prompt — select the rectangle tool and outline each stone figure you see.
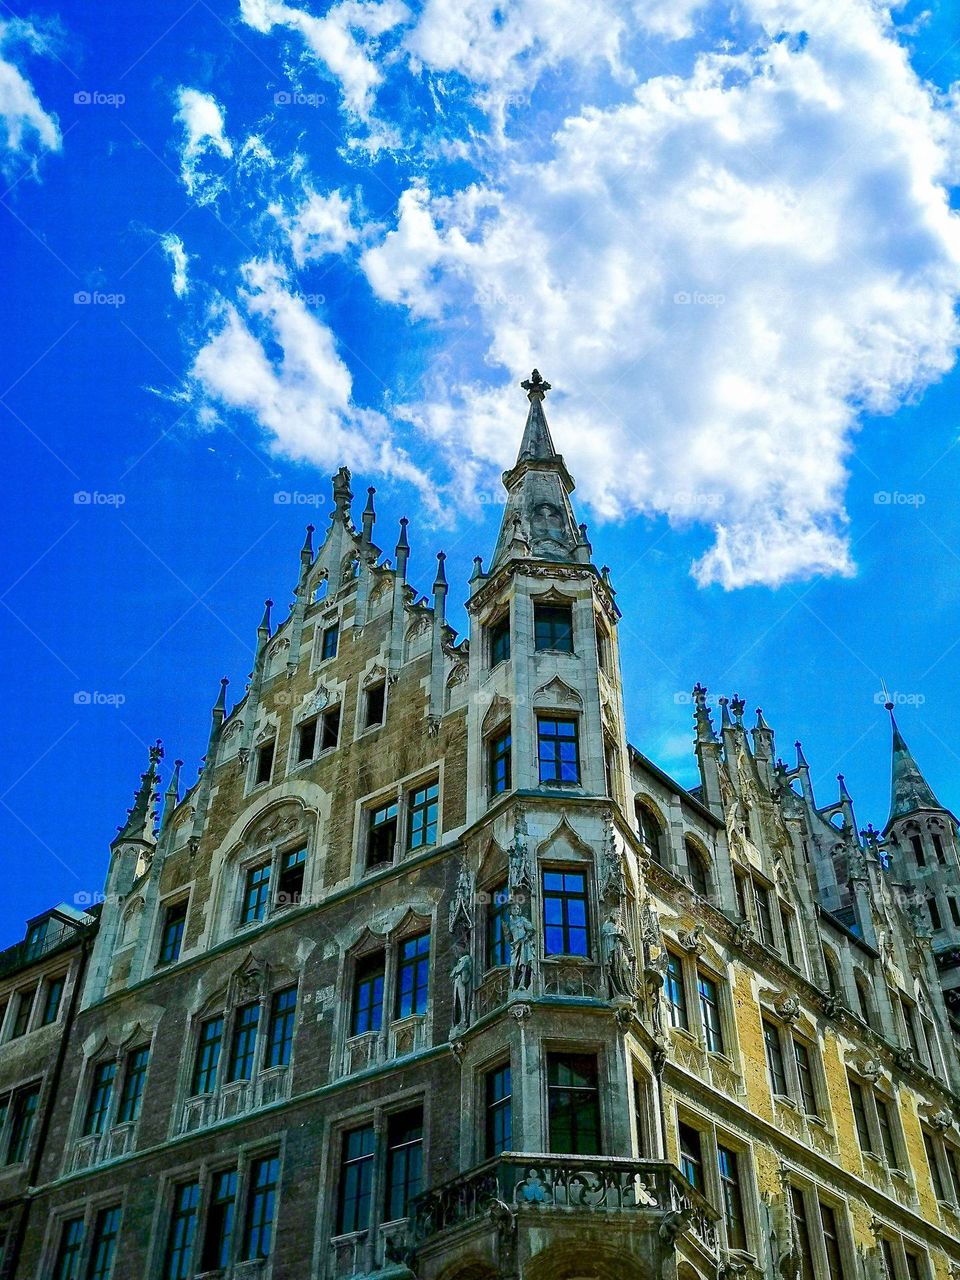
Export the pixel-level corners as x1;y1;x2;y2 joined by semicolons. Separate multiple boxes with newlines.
451;951;472;1028
508;902;535;991
602;909;636;999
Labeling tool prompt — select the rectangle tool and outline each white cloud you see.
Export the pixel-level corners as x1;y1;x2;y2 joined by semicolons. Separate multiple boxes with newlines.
160;233;190;297
174;87;233;203
0;20;60;171
189;258;432;493
361;2;960;588
239;0;409;123
271;187;358;264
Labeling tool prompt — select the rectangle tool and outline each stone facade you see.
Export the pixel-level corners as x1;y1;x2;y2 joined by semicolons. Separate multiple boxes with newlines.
1;371;960;1280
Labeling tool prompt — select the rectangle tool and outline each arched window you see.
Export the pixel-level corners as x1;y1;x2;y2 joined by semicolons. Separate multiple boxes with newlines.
635;801;665;866
684;839;711;898
822;946;842;1001
854;972;878;1032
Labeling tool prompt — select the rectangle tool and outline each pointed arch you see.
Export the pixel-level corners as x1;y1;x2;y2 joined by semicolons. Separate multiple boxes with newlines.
532;675;582;711
536;813;593;861
481;694;512;736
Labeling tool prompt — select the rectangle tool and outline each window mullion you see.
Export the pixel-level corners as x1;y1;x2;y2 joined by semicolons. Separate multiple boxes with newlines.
783;1032;802;1107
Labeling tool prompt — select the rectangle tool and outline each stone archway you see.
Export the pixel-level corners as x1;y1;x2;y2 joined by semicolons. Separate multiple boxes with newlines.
523;1242;650;1280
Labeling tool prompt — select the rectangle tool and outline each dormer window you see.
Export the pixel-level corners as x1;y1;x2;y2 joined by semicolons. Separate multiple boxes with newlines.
255;741;275;785
489;615;511;667
534;603;573;653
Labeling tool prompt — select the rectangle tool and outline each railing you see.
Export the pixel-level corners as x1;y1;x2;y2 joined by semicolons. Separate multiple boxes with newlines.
541;960;603;999
0;918;84;977
341;1015;428;1077
413;1154;719;1258
178;1066;291;1134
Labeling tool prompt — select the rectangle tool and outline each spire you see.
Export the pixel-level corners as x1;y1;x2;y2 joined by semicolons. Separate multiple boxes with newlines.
115;740;162;845
300;524;315;572
362;486;376;542
693;683;718;744
161;758;183;834
795;740;808;769
838;773;852;802
433;552;448;624
258;599;273;647
885;702;946;826
395;518;410;580
491;371;582;570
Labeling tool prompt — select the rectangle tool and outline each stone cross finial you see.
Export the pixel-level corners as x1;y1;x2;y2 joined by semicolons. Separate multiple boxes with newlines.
521;368;551;398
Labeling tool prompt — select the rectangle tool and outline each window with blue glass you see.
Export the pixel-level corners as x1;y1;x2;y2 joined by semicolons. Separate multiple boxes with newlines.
547;1054;600;1154
241;863;271;925
489;614;510;666
396;934;430;1018
116;1047;149;1123
488;729;512;795
534;603;573;652
83;1062;116;1136
678;1121;703;1190
337;1125;375;1234
485;1063;512;1157
41;975;64;1025
542;871;589;956
87;1206;121;1280
320;622;339;661
276;847;306;909
407;781;439;851
158;899;187;966
665;953;688;1030
386;1109;423;1222
537;717;580;785
486;884;511;969
164;1181;200;1280
227;1003;260;1082
352;953;385;1035
265;987;297;1068
201;1169;237;1272
6;1084;39;1163
52;1217;84;1280
191;1018;224;1095
242;1153;279;1260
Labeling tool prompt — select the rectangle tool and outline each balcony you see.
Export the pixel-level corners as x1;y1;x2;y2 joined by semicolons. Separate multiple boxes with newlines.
412;1153;719;1277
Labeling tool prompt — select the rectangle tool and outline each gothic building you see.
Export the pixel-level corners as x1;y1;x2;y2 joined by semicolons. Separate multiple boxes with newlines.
1;371;960;1280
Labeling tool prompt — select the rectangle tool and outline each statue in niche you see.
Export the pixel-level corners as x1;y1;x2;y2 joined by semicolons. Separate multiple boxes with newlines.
602;909;637;1000
530;501;570;555
508;901;535;991
450;951;473;1029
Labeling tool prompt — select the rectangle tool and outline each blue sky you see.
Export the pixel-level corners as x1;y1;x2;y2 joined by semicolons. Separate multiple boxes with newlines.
2;0;960;943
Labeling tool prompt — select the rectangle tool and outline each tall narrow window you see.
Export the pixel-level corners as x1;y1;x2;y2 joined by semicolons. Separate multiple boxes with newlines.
911;834;926;867
320;622;339;661
698;973;724;1053
191;1018;224;1095
753;882;775;948
793;1040;818;1116
635;803;664;865
276;847;306;909
789;1188;815;1280
164;1181;200;1280
933;834;948;865
489;728;512;795
534;603;573;652
255;741;275;785
265;987;297;1068
945;1145;960;1201
595;622;608;671
928;896;942;932
542;870;589;956
678;1122;703;1190
905;1249;927;1280
849;1078;873;1153
880;1239;896;1280
486;884;511;968
781;908;798;968
686;843;710;897
158;900;188;966
201;1169;237;1271
876;1098;899;1168
820;1202;844;1280
352;953;385;1035
665;953;689;1030
296;716;318;762
367;801;398;867
337;1125;375;1234
116;1047;149;1124
537;717;580;785
11;988;34;1038
485;1063;512;1157
489;615;510;666
52;1217;84;1280
241;863;271;924
320;704;341;750
87;1206;121;1280
386;1109;423;1222
242;1154;279;1260
227;1003;260;1083
717;1146;746;1250
396;934;430;1018
950;896;960;928
762;1020;788;1097
83;1062;116;1136
364;680;386;727
41;976;64;1025
924;1131;946;1200
6;1085;39;1163
407;781;439;850
547;1054;600;1155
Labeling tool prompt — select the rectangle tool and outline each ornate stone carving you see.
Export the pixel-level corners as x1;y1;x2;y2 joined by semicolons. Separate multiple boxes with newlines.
598;811;627;905
773;993;801;1023
448;855;474;940
450;951;472;1031
508;903;535;991
508;810;531;892
677;924;707;956
602;909;637;999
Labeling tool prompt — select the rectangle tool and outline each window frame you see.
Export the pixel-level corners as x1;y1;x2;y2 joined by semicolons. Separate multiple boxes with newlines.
157;898;189;967
536;715;581;786
541;868;590;958
488;726;512;797
488;613;511;667
546;1051;601;1155
533;602;574;653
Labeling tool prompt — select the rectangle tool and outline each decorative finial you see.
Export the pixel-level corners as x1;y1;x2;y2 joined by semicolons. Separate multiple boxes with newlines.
434;551;448;590
214;677;229;713
520;368;551;399
755;707;770;731
300;525;315;566
795;740;808;768
470;555;485;583
730;694;746;725
258;599;273;642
